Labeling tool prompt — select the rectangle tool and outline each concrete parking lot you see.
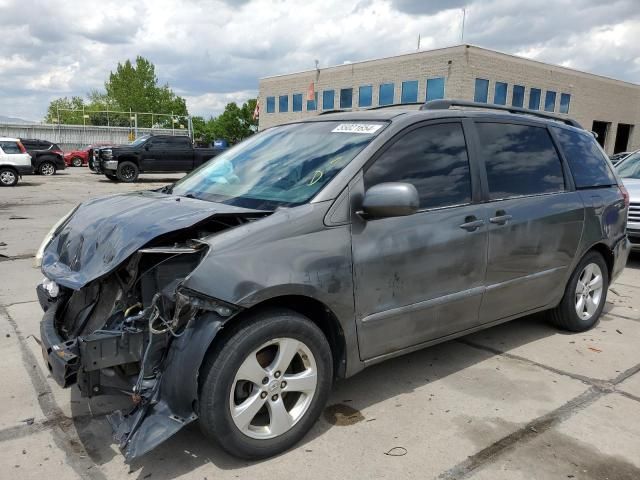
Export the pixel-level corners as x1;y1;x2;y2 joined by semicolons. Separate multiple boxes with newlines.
1;169;639;479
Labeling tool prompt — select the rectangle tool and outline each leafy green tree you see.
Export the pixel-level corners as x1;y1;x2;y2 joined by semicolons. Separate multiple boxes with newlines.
45;97;86;124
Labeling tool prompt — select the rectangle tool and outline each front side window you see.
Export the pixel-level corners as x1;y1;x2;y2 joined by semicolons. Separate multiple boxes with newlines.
512;85;525;107
559;93;571;114
545;91;556;112
529;88;541;110
494;82;507;105
474;78;489;103
170;121;386;209
292;94;303;112
476;122;565;200
401;80;418;103
340;88;353;109
279;95;289;113
379;83;394;105
364;123;472;209
552;126;617;188
426;77;445;101
359;85;372;107
322;90;335;110
266;96;275;113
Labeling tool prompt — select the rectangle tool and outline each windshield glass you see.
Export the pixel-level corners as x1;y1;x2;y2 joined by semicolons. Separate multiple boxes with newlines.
616;152;640;179
130;136;150;147
170;121;386;209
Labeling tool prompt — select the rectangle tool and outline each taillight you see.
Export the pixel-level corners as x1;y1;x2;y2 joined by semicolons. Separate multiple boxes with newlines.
17;142;26;153
620;184;630;208
52;149;63;155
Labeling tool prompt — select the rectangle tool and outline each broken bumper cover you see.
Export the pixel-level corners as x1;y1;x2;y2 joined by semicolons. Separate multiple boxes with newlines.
39;296;80;388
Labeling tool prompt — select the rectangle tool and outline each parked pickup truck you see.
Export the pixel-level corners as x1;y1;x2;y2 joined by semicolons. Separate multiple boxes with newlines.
98;135;220;182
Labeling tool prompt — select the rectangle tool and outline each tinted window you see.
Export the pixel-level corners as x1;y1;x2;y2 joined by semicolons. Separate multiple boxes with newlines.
306;93;317;111
545;91;556;112
379;83;394;105
474;78;489;103
494;82;507;105
364;123;471;209
512;85;525;107
279;95;288;113
359;85;372;107
551;126;617;188
529;88;541;110
292;94;303;112
0;141;21;154
340;88;353;109
266;96;275;113
166;137;191;147
322;90;334;110
477;123;565;199
559;93;571;114
426;77;445;101
401;80;418;103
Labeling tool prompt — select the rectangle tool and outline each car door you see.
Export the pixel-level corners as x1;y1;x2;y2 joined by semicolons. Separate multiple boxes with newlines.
351;120;489;361
471;121;584;322
164;136;193;171
141;137;167;170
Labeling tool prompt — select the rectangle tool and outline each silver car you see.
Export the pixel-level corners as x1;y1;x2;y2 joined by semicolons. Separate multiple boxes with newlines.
616;151;640;250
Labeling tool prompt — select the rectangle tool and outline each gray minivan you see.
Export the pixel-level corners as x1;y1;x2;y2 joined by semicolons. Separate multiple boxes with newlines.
37;100;630;461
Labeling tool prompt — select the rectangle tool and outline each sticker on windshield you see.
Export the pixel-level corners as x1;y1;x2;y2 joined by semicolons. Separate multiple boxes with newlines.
331;123;383;134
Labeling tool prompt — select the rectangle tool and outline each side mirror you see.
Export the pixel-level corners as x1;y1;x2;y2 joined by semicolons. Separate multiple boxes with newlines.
360;182;419;219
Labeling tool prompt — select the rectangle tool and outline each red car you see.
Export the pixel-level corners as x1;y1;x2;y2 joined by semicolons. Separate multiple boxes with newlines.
64;143;111;167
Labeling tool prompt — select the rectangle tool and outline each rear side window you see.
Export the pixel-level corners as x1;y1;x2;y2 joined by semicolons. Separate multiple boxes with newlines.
476;123;565;200
0;141;21;154
364;122;472;209
551;127;617;188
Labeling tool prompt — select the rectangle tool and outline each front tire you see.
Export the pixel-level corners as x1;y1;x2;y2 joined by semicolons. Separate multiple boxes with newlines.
39;161;56;176
116;161;139;182
199;309;333;460
71;156;83;167
0;167;18;186
550;251;609;332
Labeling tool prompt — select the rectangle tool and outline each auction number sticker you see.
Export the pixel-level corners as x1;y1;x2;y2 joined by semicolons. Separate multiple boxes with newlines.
331;123;383;134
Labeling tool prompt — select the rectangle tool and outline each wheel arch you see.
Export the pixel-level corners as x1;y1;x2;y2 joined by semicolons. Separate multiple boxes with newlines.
585;242;614;278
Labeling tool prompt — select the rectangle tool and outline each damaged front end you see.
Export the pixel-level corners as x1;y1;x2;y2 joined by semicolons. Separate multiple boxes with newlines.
37;192;269;460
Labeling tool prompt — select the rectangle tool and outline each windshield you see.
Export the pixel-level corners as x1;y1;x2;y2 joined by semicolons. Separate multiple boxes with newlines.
169;121;386;209
616;152;640;179
130;136;150;147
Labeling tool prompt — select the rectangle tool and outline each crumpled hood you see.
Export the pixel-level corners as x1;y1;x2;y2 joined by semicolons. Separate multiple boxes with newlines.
41;190;258;290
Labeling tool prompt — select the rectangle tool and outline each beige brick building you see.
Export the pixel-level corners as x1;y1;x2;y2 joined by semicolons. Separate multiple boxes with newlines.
258;45;640;154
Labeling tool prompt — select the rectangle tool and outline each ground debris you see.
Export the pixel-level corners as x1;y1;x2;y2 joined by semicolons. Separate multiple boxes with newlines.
384;446;407;457
587;346;602;353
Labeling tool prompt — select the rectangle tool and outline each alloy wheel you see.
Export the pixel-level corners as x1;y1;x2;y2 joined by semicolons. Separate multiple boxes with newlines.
0;170;16;185
575;262;604;321
121;165;136;180
229;337;318;439
40;163;55;175
72;157;82;167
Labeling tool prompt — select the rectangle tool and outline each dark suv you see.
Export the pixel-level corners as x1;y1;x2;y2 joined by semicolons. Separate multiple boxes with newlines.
36;100;630;462
20;138;66;175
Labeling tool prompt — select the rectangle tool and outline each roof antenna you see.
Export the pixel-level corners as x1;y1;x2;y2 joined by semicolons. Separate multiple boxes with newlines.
461;8;466;43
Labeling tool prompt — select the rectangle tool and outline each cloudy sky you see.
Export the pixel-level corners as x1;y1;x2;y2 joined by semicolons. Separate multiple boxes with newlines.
1;0;639;121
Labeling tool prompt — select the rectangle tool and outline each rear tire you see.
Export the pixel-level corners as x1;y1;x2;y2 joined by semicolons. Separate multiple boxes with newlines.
116;161;139;182
550;251;609;332
0;167;18;186
39;161;56;176
71;157;83;167
198;309;333;460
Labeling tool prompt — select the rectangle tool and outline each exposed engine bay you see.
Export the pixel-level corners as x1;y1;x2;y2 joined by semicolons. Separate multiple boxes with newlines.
38;208;269;460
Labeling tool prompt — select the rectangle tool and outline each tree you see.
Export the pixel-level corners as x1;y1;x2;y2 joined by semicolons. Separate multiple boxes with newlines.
191;99;258;146
45;97;86;124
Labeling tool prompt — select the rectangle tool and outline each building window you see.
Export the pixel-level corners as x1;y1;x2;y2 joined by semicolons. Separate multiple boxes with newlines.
306;92;318;111
474;78;489;103
426;77;445;101
401;80;419;103
494;82;507;105
559;93;571;114
379;83;394;105
279;95;288;113
512;85;525;108
322;90;335;110
292;93;303;112
545;91;556;112
359;85;373;107
340;88;353;109
529;88;541;110
266;96;275;113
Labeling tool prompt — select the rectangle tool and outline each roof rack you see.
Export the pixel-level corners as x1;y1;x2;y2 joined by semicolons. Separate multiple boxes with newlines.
368;102;425;110
420;99;583;129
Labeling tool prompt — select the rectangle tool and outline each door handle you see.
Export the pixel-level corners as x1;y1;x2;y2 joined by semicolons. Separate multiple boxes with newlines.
489;210;512;225
459;216;484;232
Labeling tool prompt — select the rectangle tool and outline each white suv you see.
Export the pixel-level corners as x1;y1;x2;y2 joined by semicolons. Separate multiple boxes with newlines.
0;137;32;186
